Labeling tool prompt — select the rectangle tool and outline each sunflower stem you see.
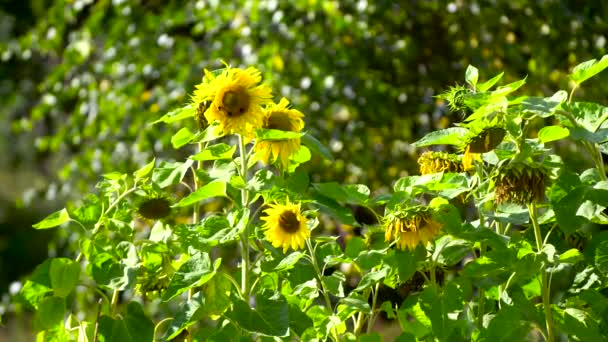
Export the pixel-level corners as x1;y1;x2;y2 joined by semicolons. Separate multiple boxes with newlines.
238;135;251;300
306;239;332;312
110;290;119;317
528;202;555;342
366;282;380;333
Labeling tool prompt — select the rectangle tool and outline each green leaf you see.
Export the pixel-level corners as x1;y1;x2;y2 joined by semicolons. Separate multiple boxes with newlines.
124;302;154;342
98;315;131;342
35;296;65;330
538;125;570;143
477;71;504;92
481;306;531;341
162;292;206;340
433;236;471;267
133;158;155;179
313;182;369;205
354;265;389;292
162;253;220;301
152;160;194;188
492;77;526;97
569;54;608;85
19;259;53;309
191;122;224;144
173;180;226;207
302;133;333;161
190;143;236;161
49;258;80;297
256;128;305;141
274;251;306;272
559;248;584;264
345;237;366;259
394;247;425;283
152;104;196;124
412;127;469;147
226;291;289;337
554;307;602;341
595;240;608;275
170;127;195;148
33;208;70;229
465;65;479;87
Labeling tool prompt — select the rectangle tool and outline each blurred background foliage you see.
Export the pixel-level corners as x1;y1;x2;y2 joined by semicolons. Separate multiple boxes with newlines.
1;0;608;318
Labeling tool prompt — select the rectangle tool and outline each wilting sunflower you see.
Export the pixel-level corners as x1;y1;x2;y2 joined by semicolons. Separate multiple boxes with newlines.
261;200;310;253
136;195;173;220
384;206;442;250
494;162;547;205
253;98;305;169
418;151;463;175
462;126;506;170
191;66;273;137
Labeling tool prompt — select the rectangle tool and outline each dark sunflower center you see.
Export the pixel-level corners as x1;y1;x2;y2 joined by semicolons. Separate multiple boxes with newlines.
266;113;295;131
138;198;172;220
278;210;301;233
220;89;250;118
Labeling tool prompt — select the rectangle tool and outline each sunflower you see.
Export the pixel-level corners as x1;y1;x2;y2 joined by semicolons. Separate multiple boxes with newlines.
253;98;305;169
494;162;547;205
384;206;442;251
462;126;506;170
261;200;310;253
417;151;463;175
191;66;273;137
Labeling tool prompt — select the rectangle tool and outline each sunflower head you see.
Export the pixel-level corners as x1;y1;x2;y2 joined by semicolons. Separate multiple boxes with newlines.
462;125;506;170
418;151;463;175
384;206;442;250
494;162;547;205
261;200;310;253
254;98;305;169
137;196;172;220
191;66;273;138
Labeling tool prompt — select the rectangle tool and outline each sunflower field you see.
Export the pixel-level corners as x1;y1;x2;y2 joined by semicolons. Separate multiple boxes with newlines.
2;1;608;341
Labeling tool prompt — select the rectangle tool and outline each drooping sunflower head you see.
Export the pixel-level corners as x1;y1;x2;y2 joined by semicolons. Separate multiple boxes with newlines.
192;66;273;137
494;162;547;205
417;151;464;175
254;98;305;169
261;200;310;253
462;125;506;170
384;206;443;251
136;196;173;221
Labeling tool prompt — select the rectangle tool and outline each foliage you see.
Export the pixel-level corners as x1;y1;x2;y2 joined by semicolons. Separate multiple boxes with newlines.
8;56;608;341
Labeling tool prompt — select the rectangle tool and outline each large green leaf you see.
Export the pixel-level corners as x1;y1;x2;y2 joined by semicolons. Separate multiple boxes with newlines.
124;302;155;342
226;291;289;337
49;258;80;297
538;125;569;143
170;127;195;148
152;160;194;188
256;128;306;140
189;143;236;161
162;253;220;301
173;180;226;207
152;104;196;124
302;133;333;161
412;127;468;147
35;296;66;331
569;54;608;85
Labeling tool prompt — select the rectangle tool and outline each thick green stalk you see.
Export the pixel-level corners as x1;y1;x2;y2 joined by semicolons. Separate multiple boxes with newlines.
528;202;555;342
238;135;251;298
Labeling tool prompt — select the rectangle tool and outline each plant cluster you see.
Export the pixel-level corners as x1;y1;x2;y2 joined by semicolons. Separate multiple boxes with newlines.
11;56;608;341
